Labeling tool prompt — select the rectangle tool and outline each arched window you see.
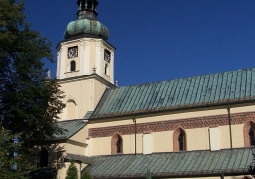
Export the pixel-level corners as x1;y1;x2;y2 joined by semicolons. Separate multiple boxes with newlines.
111;134;123;154
70;61;76;72
104;63;109;76
66;100;76;119
40;148;48;168
178;131;185;151
244;121;255;147
116;138;122;153
249;126;255;146
173;128;186;152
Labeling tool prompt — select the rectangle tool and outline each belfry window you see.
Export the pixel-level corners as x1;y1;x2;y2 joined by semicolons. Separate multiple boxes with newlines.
39;148;48;168
249;126;255;146
104;63;109;75
104;49;111;63
70;61;76;72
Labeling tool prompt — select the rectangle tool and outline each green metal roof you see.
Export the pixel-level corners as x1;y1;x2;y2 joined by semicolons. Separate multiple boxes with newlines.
84;111;94;119
90;68;255;119
85;148;254;178
64;19;110;40
65;153;93;164
51;119;87;140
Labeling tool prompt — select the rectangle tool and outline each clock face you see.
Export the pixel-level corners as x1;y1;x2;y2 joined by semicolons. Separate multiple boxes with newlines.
68;46;78;58
104;49;111;62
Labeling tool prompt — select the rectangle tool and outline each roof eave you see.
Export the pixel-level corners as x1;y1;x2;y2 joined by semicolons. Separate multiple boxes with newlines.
90;98;255;120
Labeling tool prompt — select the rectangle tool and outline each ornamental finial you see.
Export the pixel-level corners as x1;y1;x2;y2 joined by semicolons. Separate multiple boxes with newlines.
76;0;99;20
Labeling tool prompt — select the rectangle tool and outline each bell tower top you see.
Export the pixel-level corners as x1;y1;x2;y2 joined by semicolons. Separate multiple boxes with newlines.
57;0;115;83
76;0;99;20
64;0;109;40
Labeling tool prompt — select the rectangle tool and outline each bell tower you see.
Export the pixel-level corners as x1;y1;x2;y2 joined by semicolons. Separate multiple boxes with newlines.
56;0;116;120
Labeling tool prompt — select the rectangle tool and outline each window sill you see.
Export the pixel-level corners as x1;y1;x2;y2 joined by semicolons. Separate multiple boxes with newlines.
64;70;80;74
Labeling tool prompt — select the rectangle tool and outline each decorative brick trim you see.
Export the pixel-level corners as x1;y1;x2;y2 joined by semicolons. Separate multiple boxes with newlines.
143;131;151;134
89;112;255;138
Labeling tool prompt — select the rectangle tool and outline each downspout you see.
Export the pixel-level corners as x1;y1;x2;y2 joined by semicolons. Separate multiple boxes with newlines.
133;116;137;156
80;162;82;179
227;103;233;149
220;174;224;179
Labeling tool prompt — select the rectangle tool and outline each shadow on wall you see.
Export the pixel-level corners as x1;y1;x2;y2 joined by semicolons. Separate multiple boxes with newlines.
48;143;66;170
30;144;66;179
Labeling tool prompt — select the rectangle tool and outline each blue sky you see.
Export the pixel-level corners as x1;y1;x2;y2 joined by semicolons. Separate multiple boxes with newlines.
24;0;255;86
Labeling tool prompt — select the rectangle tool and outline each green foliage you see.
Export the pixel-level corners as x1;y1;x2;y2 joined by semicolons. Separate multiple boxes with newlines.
146;168;152;179
81;169;93;179
65;161;78;179
0;127;34;179
0;0;65;177
248;152;255;178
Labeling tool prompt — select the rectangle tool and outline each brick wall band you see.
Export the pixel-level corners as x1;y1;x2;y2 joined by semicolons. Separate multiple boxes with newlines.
89;112;255;138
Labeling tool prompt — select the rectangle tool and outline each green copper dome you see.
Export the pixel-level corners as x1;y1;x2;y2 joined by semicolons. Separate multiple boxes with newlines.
64;0;110;40
64;19;110;40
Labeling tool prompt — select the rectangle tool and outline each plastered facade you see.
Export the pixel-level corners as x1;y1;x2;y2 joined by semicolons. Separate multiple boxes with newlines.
56;38;115;83
52;19;255;179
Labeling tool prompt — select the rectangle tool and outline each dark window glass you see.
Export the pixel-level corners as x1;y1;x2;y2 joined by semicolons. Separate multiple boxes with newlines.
116;138;122;153
105;63;108;75
70;61;76;72
249;127;255;146
178;132;185;151
40;148;48;168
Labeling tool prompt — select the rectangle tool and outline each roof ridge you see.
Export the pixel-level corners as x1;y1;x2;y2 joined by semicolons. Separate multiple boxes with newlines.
116;67;255;88
57;119;85;124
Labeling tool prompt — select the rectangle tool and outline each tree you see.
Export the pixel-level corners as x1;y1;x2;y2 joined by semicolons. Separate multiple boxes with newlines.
81;169;93;179
0;127;34;179
146;168;152;179
248;152;255;179
0;0;65;177
65;161;78;179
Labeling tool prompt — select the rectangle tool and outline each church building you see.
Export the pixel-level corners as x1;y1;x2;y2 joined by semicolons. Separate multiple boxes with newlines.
33;0;255;179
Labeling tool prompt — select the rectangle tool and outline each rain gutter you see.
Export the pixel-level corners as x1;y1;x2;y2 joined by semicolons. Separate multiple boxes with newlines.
93;171;250;179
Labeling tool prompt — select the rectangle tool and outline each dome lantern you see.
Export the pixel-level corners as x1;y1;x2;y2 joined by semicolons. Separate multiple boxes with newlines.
77;0;99;20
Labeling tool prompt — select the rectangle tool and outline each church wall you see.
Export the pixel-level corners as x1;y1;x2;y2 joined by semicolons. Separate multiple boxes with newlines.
62;143;86;156
65;43;81;73
186;128;210;151
90;41;96;72
219;124;244;149
70;126;88;144
59;78;109;120
57;161;82;179
231;124;245;148
152;131;173;152
88;123;245;156
88;109;255;156
59;79;90;119
90;137;111;155
93;80;111;110
88;104;255;128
